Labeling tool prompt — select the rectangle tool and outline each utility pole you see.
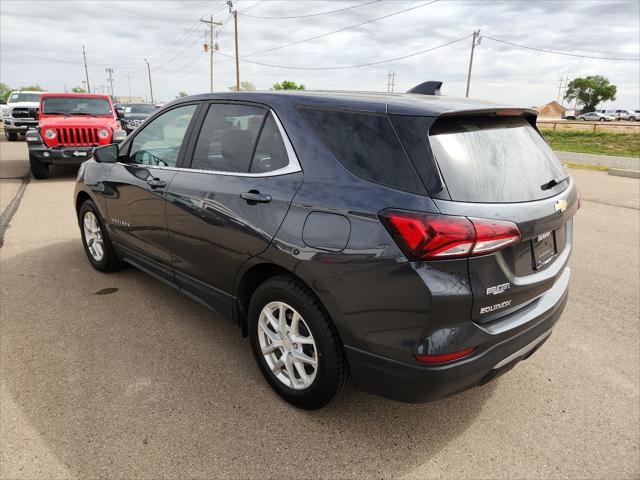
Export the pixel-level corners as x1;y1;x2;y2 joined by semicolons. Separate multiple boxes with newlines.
465;30;481;98
82;45;91;93
105;67;115;98
127;74;132;103
145;58;155;104
228;1;240;91
200;16;222;92
562;76;570;105
386;70;396;93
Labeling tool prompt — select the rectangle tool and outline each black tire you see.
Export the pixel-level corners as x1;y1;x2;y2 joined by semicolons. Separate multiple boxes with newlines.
599;118;605;122
78;199;123;272
29;154;50;179
5;131;18;141
248;275;350;410
629;117;636;122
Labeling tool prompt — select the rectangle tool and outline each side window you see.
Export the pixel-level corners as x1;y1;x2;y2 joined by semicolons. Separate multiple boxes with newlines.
129;104;197;167
250;113;289;173
191;104;266;173
298;107;424;193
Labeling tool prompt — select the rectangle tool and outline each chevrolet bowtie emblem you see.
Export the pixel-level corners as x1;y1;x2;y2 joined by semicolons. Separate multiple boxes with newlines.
555;199;568;213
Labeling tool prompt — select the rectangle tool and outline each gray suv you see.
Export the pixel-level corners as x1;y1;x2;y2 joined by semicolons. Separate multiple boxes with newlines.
74;85;578;409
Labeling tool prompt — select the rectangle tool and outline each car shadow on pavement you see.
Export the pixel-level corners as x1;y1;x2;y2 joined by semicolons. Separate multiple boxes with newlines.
1;239;497;479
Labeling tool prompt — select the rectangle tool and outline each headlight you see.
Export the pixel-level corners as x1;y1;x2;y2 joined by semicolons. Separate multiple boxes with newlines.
44;129;56;139
98;128;110;139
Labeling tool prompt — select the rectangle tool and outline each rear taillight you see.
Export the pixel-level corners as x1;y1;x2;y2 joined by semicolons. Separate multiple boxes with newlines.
415;346;477;364
378;209;520;260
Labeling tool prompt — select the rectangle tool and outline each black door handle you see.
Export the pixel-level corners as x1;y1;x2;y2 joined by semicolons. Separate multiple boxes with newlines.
241;191;272;204
147;178;166;189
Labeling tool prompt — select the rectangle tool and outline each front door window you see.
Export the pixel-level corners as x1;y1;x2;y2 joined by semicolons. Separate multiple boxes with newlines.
129;104;197;167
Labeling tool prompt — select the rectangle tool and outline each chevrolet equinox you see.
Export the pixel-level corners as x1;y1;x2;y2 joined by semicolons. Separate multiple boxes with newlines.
74;84;578;409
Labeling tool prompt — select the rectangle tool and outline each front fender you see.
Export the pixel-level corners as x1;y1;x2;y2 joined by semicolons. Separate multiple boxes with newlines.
74;159;116;229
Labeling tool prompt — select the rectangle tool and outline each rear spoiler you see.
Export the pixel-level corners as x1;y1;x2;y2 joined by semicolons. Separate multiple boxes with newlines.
406;81;442;96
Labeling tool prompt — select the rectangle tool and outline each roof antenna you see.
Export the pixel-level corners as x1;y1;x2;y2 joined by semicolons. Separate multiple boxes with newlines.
406;81;442;95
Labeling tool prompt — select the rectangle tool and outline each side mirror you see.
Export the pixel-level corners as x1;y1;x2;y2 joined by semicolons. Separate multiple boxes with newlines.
93;144;118;163
116;108;125;119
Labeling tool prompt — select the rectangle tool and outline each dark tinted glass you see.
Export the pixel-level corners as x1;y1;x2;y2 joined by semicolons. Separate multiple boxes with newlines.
429;116;567;203
191;104;266;173
250;113;289;173
298;108;424;193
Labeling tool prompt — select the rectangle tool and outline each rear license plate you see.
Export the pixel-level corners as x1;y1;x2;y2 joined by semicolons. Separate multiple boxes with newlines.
532;230;556;269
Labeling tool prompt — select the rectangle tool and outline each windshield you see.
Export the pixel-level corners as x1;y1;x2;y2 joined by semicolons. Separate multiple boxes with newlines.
429;116;567;203
125;104;155;114
41;97;113;116
9;92;41;103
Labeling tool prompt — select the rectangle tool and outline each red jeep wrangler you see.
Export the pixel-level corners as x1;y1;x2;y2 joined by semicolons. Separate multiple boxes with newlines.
26;93;126;179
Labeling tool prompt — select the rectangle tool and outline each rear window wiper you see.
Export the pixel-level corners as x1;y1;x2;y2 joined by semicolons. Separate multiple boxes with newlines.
541;174;570;191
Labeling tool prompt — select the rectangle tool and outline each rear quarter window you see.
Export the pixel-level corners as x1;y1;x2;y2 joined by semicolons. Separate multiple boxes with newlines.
298;107;424;193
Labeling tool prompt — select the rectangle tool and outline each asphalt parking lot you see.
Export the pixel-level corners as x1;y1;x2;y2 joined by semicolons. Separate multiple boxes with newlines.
0;140;638;479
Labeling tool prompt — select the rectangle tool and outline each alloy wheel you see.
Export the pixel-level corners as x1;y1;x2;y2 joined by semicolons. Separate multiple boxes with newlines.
257;301;318;390
83;211;104;262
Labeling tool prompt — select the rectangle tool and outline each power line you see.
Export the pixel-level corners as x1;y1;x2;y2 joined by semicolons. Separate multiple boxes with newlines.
242;0;441;58
241;0;381;19
215;34;471;70
238;0;266;14
153;1;229;60
483;35;640;61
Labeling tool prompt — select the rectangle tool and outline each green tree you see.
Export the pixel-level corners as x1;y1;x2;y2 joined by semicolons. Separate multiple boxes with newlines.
0;82;11;102
272;80;305;90
72;86;87;93
18;84;44;92
228;81;256;91
176;91;188;98
564;75;617;113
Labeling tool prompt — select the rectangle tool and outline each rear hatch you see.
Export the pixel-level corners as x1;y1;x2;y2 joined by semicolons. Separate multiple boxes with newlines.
394;112;578;324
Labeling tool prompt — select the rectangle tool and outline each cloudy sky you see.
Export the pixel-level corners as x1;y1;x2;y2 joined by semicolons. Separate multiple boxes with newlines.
1;0;639;107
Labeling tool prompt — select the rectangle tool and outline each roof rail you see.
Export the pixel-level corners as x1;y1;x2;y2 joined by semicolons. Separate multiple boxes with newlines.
406;81;442;96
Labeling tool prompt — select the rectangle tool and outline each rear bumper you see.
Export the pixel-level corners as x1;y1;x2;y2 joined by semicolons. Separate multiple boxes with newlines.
345;267;570;403
28;143;93;165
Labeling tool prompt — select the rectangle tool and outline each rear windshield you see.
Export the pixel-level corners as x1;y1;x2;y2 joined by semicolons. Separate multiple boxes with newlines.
41;97;113;116
429;116;567;203
298;107;424;193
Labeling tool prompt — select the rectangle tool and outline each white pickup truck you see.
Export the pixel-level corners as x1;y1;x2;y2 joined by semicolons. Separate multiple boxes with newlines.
1;91;42;141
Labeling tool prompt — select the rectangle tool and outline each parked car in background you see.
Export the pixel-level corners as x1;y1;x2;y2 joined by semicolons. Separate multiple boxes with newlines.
74;88;578;409
26;93;125;179
119;102;156;134
613;109;637;121
578;111;615;122
1;90;43;141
